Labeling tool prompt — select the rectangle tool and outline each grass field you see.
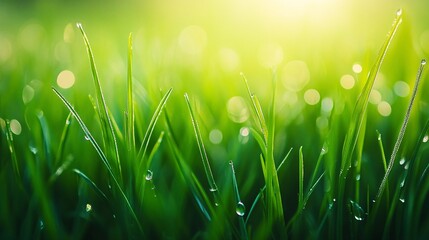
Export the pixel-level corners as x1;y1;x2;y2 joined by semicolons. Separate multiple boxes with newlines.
1;0;429;239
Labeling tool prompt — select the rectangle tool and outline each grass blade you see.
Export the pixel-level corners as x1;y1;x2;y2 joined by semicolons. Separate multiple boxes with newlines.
230;160;248;240
340;9;403;180
76;23;122;180
298;146;304;211
376;59;426;201
72;169;109;202
245;148;292;224
54;113;72;168
184;93;220;205
337;10;403;238
376;130;389;207
137;88;173;161
4;120;20;178
126;33;135;154
241;72;268;143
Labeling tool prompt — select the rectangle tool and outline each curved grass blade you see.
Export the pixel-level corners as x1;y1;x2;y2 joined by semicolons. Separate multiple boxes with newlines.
230;160;248;240
340;9;403;180
241;72;268;143
72;169;109;202
184;93;220;205
338;10;403;239
137;88;173;161
52;87;144;235
76;23;122;179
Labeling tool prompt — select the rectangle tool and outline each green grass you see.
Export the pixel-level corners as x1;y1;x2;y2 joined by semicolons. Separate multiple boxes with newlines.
1;4;429;240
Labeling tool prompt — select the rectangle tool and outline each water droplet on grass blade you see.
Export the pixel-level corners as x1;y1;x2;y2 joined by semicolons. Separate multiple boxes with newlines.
39;220;44;230
145;170;153;181
422;59;427;65
423;135;428;143
399;198;405;203
84;135;90;141
349;200;365;221
236;201;246;216
396;9;403;16
86;203;92;212
399;158;406;165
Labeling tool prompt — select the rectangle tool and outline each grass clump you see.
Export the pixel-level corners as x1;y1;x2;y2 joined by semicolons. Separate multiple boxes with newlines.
1;8;429;240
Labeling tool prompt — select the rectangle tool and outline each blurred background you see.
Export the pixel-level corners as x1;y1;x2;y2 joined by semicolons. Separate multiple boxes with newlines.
2;0;429;162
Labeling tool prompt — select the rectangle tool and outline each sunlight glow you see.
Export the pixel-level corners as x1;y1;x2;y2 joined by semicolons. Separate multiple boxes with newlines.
227;96;249;123
281;60;310;92
179;25;207;56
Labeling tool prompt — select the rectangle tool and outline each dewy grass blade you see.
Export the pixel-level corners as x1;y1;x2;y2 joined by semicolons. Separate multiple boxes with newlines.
340;9;403;180
230;160;249;240
376;130;390;207
137;88;173;160
5;120;20;178
242;73;268;143
184;93;220;205
52;87;144;235
338;10;402;239
126;33;135;154
376;59;426;200
76;23;122;179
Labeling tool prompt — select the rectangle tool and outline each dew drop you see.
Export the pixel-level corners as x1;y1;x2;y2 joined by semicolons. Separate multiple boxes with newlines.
76;22;82;29
396;9;403;17
399;158;406;165
29;145;38;155
355;174;361;181
145;170;153;181
404;162;409;170
39;220;44;230
84;135;90;141
349;200;365;221
423;135;429;143
422;59;427;65
86;203;92;212
112;214;116;219
236;201;246;217
209;188;218;192
399;198;405;203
